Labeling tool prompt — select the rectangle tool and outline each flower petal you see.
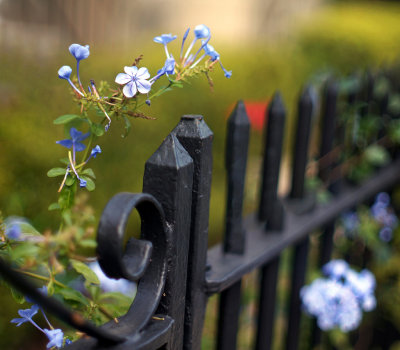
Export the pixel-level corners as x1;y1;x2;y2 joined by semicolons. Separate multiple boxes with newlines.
136;67;150;80
123;82;137;98
75;131;90;142
56;139;73;149
75;142;86;152
136;79;151;94
194;24;210;39
58;66;72;80
124;66;138;76
69;44;90;60
115;73;132;85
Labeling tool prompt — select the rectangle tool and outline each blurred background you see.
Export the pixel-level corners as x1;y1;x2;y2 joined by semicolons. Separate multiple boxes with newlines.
1;0;400;348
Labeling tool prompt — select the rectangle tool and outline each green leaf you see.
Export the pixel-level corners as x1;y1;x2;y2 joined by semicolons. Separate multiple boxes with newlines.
54;285;89;306
91;123;105;137
122;115;131;138
364;145;390;166
54;114;81;125
78;239;97;249
171;82;183;88
98;292;134;305
48;203;61;211
58;184;76;211
18;221;41;236
81;168;96;179
389;94;400;115
65;175;75;186
11;287;25;304
81;176;95;191
47;167;67;177
10;244;40;260
59;157;70;165
70;259;99;285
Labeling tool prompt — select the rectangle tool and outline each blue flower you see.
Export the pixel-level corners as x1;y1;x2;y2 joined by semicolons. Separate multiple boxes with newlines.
153;34;177;46
154;34;177;58
58;66;72;80
90;145;102;158
79;178;87;188
203;43;232;78
220;64;232;78
300;278;362;332
56;128;90;152
180;28;190;58
69;44;90;61
115;66;151;98
301;261;376;332
44;328;64;349
341;211;359;237
57;127;90;168
58;66;84;97
5;224;21;240
183;24;211;61
193;24;210;39
370;192;398;242
323;259;349;280
379;226;393;242
151;57;176;84
11;305;39;327
345;269;376;311
69;44;90;88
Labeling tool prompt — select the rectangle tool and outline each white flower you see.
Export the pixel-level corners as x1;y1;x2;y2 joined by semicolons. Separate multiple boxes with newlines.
115;66;151;98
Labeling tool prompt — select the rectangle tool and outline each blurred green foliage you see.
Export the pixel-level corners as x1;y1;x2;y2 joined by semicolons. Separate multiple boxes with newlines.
1;1;400;348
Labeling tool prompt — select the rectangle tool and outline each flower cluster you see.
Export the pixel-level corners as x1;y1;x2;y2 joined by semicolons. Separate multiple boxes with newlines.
115;24;231;99
371;192;398;242
53;26;230;204
55;127;101;189
301;260;376;332
10;287;70;349
340;192;398;243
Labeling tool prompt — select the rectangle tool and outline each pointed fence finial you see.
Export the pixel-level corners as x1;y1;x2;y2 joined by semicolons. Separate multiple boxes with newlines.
258;92;286;231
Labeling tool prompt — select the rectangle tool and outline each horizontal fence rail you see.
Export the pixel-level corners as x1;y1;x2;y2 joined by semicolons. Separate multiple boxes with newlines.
206;157;400;294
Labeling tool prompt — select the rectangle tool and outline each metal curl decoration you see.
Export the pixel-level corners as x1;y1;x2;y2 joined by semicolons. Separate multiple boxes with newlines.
97;192;170;336
0;192;170;346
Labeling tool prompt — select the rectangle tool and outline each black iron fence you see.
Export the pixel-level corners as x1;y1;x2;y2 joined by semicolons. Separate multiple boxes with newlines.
1;73;399;349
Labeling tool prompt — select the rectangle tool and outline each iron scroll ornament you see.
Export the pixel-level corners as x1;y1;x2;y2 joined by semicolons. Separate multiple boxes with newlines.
96;192;171;336
0;192;170;345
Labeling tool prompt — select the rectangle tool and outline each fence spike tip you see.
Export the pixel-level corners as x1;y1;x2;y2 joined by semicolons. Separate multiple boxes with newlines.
269;91;286;116
229;100;250;126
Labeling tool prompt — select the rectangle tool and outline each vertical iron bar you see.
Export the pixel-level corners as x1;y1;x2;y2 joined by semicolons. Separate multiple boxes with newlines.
223;101;250;254
312;81;339;347
217;281;242;350
173;115;213;350
319;81;338;185
258;92;286;230
255;92;286;350
285;87;314;350
255;257;280;350
217;101;250;350
143;134;194;350
290;86;314;200
286;240;309;350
